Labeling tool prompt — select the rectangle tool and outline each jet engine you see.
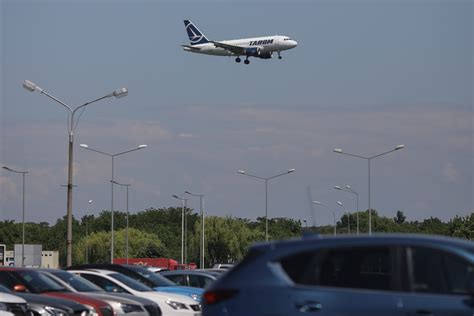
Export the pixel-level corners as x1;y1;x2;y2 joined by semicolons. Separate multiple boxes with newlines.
245;47;262;57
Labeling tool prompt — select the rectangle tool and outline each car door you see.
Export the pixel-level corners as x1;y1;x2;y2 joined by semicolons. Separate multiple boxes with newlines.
280;245;405;316
400;246;474;316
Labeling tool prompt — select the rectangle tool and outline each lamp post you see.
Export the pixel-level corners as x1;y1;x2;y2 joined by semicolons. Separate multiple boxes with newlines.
172;195;188;265
85;200;93;264
312;201;336;236
335;185;359;234
184;191;205;269
333;145;405;235
2;166;27;267
337;201;350;234
237;168;295;241
112;180;131;264
80;144;146;263
22;80;128;266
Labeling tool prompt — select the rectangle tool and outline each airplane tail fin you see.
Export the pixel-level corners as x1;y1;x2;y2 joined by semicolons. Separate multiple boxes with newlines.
184;20;209;45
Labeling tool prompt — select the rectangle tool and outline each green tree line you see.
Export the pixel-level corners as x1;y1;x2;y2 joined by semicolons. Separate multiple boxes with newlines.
0;207;472;267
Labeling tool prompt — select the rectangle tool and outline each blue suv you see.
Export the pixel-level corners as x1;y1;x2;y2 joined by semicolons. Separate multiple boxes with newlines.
203;234;474;316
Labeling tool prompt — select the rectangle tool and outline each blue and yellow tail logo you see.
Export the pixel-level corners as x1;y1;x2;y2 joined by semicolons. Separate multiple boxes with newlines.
184;20;209;45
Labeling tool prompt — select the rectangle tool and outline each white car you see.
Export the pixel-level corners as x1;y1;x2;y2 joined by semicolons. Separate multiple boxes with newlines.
0;292;29;315
42;269;158;316
69;269;201;316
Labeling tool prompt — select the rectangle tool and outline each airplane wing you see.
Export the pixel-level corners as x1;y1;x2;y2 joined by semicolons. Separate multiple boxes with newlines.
211;41;246;55
181;45;202;52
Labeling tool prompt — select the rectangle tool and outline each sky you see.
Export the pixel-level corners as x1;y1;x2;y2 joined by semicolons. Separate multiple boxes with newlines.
0;0;472;229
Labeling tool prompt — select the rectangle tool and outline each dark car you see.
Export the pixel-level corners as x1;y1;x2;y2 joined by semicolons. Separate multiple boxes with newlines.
0;286;90;316
0;268;114;316
203;234;474;316
66;264;203;302
160;270;221;289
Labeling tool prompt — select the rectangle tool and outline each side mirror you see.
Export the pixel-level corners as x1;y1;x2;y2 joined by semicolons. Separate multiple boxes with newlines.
13;284;27;292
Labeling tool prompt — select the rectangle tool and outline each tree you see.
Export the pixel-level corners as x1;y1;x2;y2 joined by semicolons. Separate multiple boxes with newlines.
394;211;406;224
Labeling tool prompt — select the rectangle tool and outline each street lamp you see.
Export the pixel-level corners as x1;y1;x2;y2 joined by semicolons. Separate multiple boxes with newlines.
312;201;336;236
237;168;295;241
80;144;147;263
2;166;27;267
85;199;93;264
337;201;350;234
23;79;128;267
172;195;188;265
335;185;359;234
112;180;131;264
333;145;405;235
184;191;205;268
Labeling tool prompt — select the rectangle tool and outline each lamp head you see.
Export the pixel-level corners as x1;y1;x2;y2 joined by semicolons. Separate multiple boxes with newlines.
79;144;89;148
334;185;342;190
288;168;296;173
345;185;351;190
184;191;191;195
113;87;128;98
88;200;93;204
138;144;147;149
172;195;180;199
2;166;11;171
395;144;405;150
23;80;42;93
312;201;321;205
337;201;343;207
237;170;246;174
333;148;343;153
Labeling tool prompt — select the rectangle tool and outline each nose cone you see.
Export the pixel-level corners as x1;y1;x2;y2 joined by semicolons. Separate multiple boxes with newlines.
289;40;298;48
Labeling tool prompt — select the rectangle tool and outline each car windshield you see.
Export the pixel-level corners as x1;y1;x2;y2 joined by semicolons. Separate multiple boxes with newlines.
109;273;154;292
123;265;176;286
16;270;67;294
49;271;103;292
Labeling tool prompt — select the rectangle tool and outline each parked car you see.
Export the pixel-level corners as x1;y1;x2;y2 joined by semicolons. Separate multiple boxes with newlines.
41;269;160;316
203;234;474;316
0;291;30;316
69;269;201;316
210;264;234;270
67;264;203;302
0;268;113;316
160;270;220;289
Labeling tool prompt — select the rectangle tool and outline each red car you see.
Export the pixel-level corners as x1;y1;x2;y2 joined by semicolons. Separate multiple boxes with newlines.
0;267;114;316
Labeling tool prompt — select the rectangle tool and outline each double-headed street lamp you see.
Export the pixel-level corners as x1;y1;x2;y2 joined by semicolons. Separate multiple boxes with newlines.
184;191;205;269
237;169;295;242
2;166;28;267
335;185;359;234
112;180;131;264
23;80;128;266
80;144;147;263
333;145;405;235
312;201;336;236
172;195;188;265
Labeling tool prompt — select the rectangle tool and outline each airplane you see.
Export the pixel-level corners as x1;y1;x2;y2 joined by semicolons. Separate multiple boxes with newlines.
182;20;298;64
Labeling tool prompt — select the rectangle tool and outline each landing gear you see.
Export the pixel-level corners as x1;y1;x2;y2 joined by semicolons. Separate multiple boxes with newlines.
244;57;250;65
235;57;241;63
277;51;282;60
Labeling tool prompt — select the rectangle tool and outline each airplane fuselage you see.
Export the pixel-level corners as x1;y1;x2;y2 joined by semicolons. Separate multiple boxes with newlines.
184;35;297;56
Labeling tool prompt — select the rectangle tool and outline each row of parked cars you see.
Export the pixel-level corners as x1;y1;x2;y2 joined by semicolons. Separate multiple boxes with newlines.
0;262;227;316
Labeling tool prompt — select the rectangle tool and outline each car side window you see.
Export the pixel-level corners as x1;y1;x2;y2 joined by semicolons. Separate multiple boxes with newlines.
280;246;394;291
167;274;186;286
0;272;18;290
78;274;128;294
189;275;205;288
410;247;472;295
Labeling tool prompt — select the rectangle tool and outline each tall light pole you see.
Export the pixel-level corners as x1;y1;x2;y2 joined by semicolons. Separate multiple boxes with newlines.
2;166;27;267
22;80;128;267
112;180;131;264
184;191;205;269
80;144;147;263
312;201;337;236
85;199;93;264
237;169;295;241
173;195;188;265
335;185;359;234
337;201;349;234
333;145;405;235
